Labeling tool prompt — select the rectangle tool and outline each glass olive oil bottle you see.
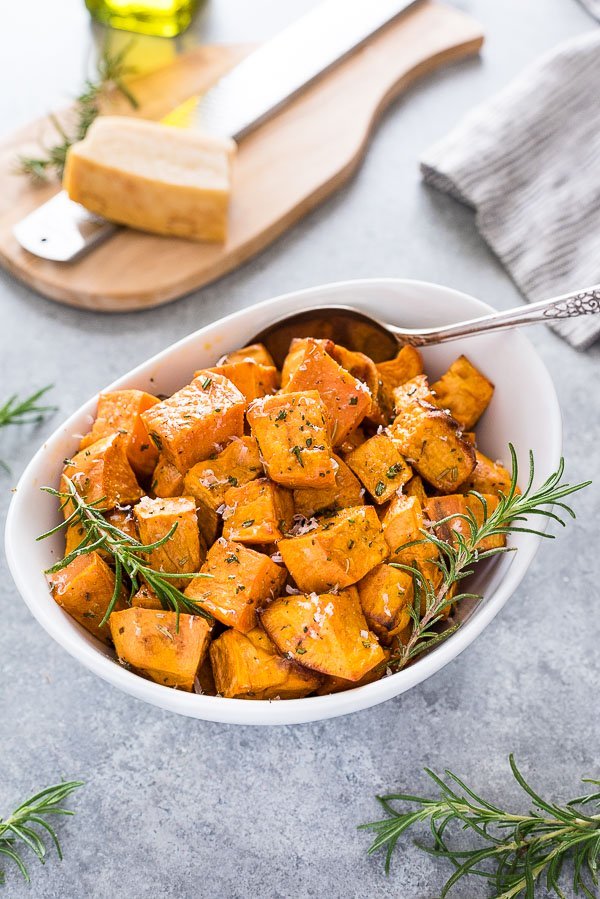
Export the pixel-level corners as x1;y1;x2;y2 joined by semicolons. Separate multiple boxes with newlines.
85;0;201;37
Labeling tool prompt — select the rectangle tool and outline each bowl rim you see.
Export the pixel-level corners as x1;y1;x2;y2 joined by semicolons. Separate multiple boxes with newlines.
4;278;562;725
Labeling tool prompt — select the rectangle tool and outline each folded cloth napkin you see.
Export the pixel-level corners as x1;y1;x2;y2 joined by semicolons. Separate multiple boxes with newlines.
420;30;600;349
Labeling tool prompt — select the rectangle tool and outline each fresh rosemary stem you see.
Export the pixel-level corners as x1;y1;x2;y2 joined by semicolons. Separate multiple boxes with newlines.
389;445;591;671
38;478;213;626
360;755;600;899
0;386;55;430
0;781;83;885
18;43;138;181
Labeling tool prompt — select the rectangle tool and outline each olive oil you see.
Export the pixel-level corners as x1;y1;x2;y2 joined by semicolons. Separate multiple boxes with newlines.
85;0;201;37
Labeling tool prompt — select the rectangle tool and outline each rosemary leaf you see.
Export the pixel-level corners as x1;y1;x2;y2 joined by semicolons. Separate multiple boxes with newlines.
38;478;213;629
360;755;600;898
0;781;83;885
388;445;590;672
18;43;138;182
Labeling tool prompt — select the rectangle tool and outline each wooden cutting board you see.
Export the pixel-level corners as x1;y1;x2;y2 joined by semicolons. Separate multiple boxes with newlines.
0;2;483;312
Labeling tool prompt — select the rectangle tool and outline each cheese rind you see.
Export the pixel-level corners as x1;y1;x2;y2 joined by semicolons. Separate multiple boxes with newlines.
63;116;235;242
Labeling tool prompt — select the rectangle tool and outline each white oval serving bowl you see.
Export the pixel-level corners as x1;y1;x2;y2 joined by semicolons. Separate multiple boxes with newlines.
5;279;561;726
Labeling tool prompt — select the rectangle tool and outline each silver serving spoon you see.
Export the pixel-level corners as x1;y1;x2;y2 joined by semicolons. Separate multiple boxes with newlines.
250;284;600;364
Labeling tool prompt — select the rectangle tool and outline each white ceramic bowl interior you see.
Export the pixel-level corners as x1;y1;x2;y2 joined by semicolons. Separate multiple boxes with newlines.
5;280;561;725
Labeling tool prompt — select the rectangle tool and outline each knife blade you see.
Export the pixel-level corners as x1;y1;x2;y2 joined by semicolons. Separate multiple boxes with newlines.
14;0;419;262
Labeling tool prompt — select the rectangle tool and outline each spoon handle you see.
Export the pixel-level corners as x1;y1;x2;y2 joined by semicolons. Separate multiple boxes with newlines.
398;284;600;347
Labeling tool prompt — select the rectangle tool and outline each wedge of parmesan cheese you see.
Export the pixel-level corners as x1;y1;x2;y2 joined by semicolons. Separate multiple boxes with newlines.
63;116;236;242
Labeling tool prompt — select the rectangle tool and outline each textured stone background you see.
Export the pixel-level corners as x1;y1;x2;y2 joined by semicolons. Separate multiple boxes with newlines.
2;1;599;897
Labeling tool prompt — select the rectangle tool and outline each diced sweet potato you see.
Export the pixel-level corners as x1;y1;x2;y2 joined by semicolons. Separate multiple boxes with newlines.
376;345;423;394
222;479;294;544
282;338;371;444
260;587;385;681
377;346;423;417
280;337;332;387
62;433;142;509
80;389;160;477
134;495;203;586
329;343;382;420
247;391;336;488
357;562;414;642
184;539;286;632
110;608;211;691
64;520;87;556
459;450;513;497
140;372;246;474
337;426;366;457
404;474;428;506
47;552;125;644
219;343;276;368
278;506;388;593
104;505;139;542
391;401;476;493
210;626;321;699
131;584;163;610
196;653;216;695
382;494;438;567
393;374;434;413
151;454;184;497
204;360;279;402
424;493;506;552
314;660;387;695
431;355;494;429
293;454;365;518
346;433;412;504
183;436;262;512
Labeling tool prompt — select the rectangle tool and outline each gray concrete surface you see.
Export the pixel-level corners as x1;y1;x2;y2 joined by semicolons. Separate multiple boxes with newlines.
2;1;599;897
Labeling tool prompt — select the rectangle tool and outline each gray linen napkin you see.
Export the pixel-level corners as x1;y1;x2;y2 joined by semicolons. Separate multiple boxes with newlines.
420;30;600;349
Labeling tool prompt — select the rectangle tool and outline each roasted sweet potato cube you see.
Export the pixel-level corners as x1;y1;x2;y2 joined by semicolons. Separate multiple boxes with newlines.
382;494;438;566
184;539;286;632
184;436;263;545
131;584;163;610
196;653;217;695
337;426;366;456
260;587;385;681
459;450;514;497
62;433;142;509
105;505;139;541
134;495;203;586
376;345;423;394
391;401;476;493
219;343;276;368
425;494;506;552
64;520;87;557
110;608;211;691
222;479;294;544
151;454;184;498
140;372;246;474
80;389;160;477
314;659;387;695
357;562;414;642
210;626;321;699
293;454;365;518
281;337;333;387
204;361;279;402
282;338;371;444
392;374;434;413
431;355;494;429
47;551;125;644
329;344;381;419
247;391;336;488
278;506;388;593
404;474;428;506
183;436;262;512
346;433;412;504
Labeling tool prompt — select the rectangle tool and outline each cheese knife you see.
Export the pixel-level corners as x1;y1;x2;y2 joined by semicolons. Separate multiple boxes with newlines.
14;0;419;262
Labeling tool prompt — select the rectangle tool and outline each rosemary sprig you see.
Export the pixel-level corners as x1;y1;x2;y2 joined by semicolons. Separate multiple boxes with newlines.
389;445;590;671
0;781;83;885
0;386;55;430
18;43;137;181
37;478;212;627
360;754;600;898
